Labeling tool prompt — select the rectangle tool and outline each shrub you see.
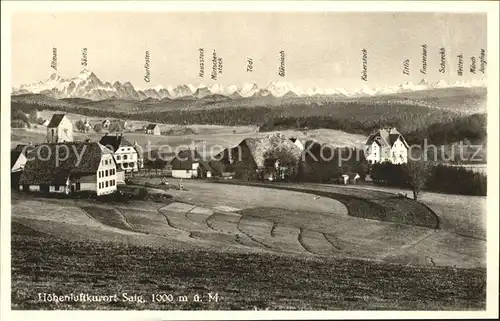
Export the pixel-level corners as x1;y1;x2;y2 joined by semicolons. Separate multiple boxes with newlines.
12;110;29;123
137;187;149;199
11;119;27;128
93;123;103;133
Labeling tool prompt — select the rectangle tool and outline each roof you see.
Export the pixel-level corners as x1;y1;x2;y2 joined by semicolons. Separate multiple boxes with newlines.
146;123;158;130
12;144;36;155
341;172;360;179
19;142;113;185
231;134;303;168
11;150;22;168
99;134;134;152
366;128;408;148
170;149;213;171
47;114;67;128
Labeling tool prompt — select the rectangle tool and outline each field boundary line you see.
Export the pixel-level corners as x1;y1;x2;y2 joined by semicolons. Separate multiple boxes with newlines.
236;216;272;249
297;228;318;254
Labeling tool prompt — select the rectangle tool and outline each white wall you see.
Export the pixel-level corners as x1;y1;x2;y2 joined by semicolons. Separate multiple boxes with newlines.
390;138;408;164
172;170;196;179
46;116;73;143
365;142;380;163
96;153;118;196
49;185;69;194
114;146;139;172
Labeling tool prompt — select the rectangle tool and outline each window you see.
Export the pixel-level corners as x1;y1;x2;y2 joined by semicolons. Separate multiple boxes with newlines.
105;169;109;176
106;181;109;187
129;162;134;168
116;155;121;160
124;155;128;160
99;182;101;189
123;163;128;168
186;170;190;173
54;185;60;191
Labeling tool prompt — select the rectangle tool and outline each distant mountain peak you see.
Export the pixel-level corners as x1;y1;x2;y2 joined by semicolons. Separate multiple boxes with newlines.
11;71;487;101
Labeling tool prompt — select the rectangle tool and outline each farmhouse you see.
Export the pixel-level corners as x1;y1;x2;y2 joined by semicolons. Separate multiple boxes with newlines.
99;134;143;173
46;114;73;143
145;123;161;135
218;134;302;180
18;142;117;196
171;149;213;179
364;128;409;164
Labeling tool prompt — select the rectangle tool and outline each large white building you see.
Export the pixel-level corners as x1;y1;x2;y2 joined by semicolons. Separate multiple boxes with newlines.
46;114;73;143
364;128;409;164
99;134;143;173
18;142;117;196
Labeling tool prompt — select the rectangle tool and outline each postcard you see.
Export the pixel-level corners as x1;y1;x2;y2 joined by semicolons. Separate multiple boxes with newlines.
1;1;498;320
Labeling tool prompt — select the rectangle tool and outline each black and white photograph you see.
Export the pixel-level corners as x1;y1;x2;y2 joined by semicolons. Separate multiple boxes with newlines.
1;1;498;319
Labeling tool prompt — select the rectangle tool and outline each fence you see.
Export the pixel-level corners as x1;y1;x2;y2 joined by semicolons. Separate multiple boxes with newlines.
127;168;172;178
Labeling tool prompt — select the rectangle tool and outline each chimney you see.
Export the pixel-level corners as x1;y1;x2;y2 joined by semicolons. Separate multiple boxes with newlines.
104;132;108;136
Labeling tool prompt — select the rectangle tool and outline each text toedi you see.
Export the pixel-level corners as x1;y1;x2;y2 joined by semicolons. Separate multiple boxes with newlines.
38;292;220;304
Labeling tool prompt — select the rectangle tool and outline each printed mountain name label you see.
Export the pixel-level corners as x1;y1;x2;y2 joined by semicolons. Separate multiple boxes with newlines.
246;57;253;72
81;48;88;67
211;50;223;80
403;58;410;76
439;47;446;73
361;49;367;81
470;56;476;74
457;53;463;76
198;48;204;78
278;51;285;77
50;48;57;71
144;51;150;83
479;49;486;73
420;44;427;74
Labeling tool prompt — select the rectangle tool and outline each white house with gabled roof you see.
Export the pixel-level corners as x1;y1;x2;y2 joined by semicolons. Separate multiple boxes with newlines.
364;128;409;164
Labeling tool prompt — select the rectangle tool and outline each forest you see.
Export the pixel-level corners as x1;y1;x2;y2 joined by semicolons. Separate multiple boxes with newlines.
12;95;486;148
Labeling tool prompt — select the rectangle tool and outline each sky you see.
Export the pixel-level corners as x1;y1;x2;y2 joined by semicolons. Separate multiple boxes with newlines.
11;12;487;90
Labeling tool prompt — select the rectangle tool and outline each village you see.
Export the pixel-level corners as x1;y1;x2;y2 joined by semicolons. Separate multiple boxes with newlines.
10;111;411;197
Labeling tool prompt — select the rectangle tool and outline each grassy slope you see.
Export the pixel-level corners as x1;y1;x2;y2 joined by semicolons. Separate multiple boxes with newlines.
11;222;486;310
211;180;440;229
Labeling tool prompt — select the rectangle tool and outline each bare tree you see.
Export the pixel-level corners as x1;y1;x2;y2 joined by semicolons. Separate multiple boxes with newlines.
405;159;433;200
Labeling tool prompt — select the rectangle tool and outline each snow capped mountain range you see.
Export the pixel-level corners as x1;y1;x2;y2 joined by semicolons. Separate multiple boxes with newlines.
12;69;487;101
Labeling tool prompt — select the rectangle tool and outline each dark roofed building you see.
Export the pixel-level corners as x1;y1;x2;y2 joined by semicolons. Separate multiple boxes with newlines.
47;114;66;128
364;127;409;164
18;142;117;196
171;149;213;179
46;113;73;143
99;134;134;152
99;134;142;173
145;123;161;135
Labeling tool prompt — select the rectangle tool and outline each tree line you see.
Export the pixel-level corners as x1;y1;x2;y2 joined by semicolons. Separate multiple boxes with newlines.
370;162;487;197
